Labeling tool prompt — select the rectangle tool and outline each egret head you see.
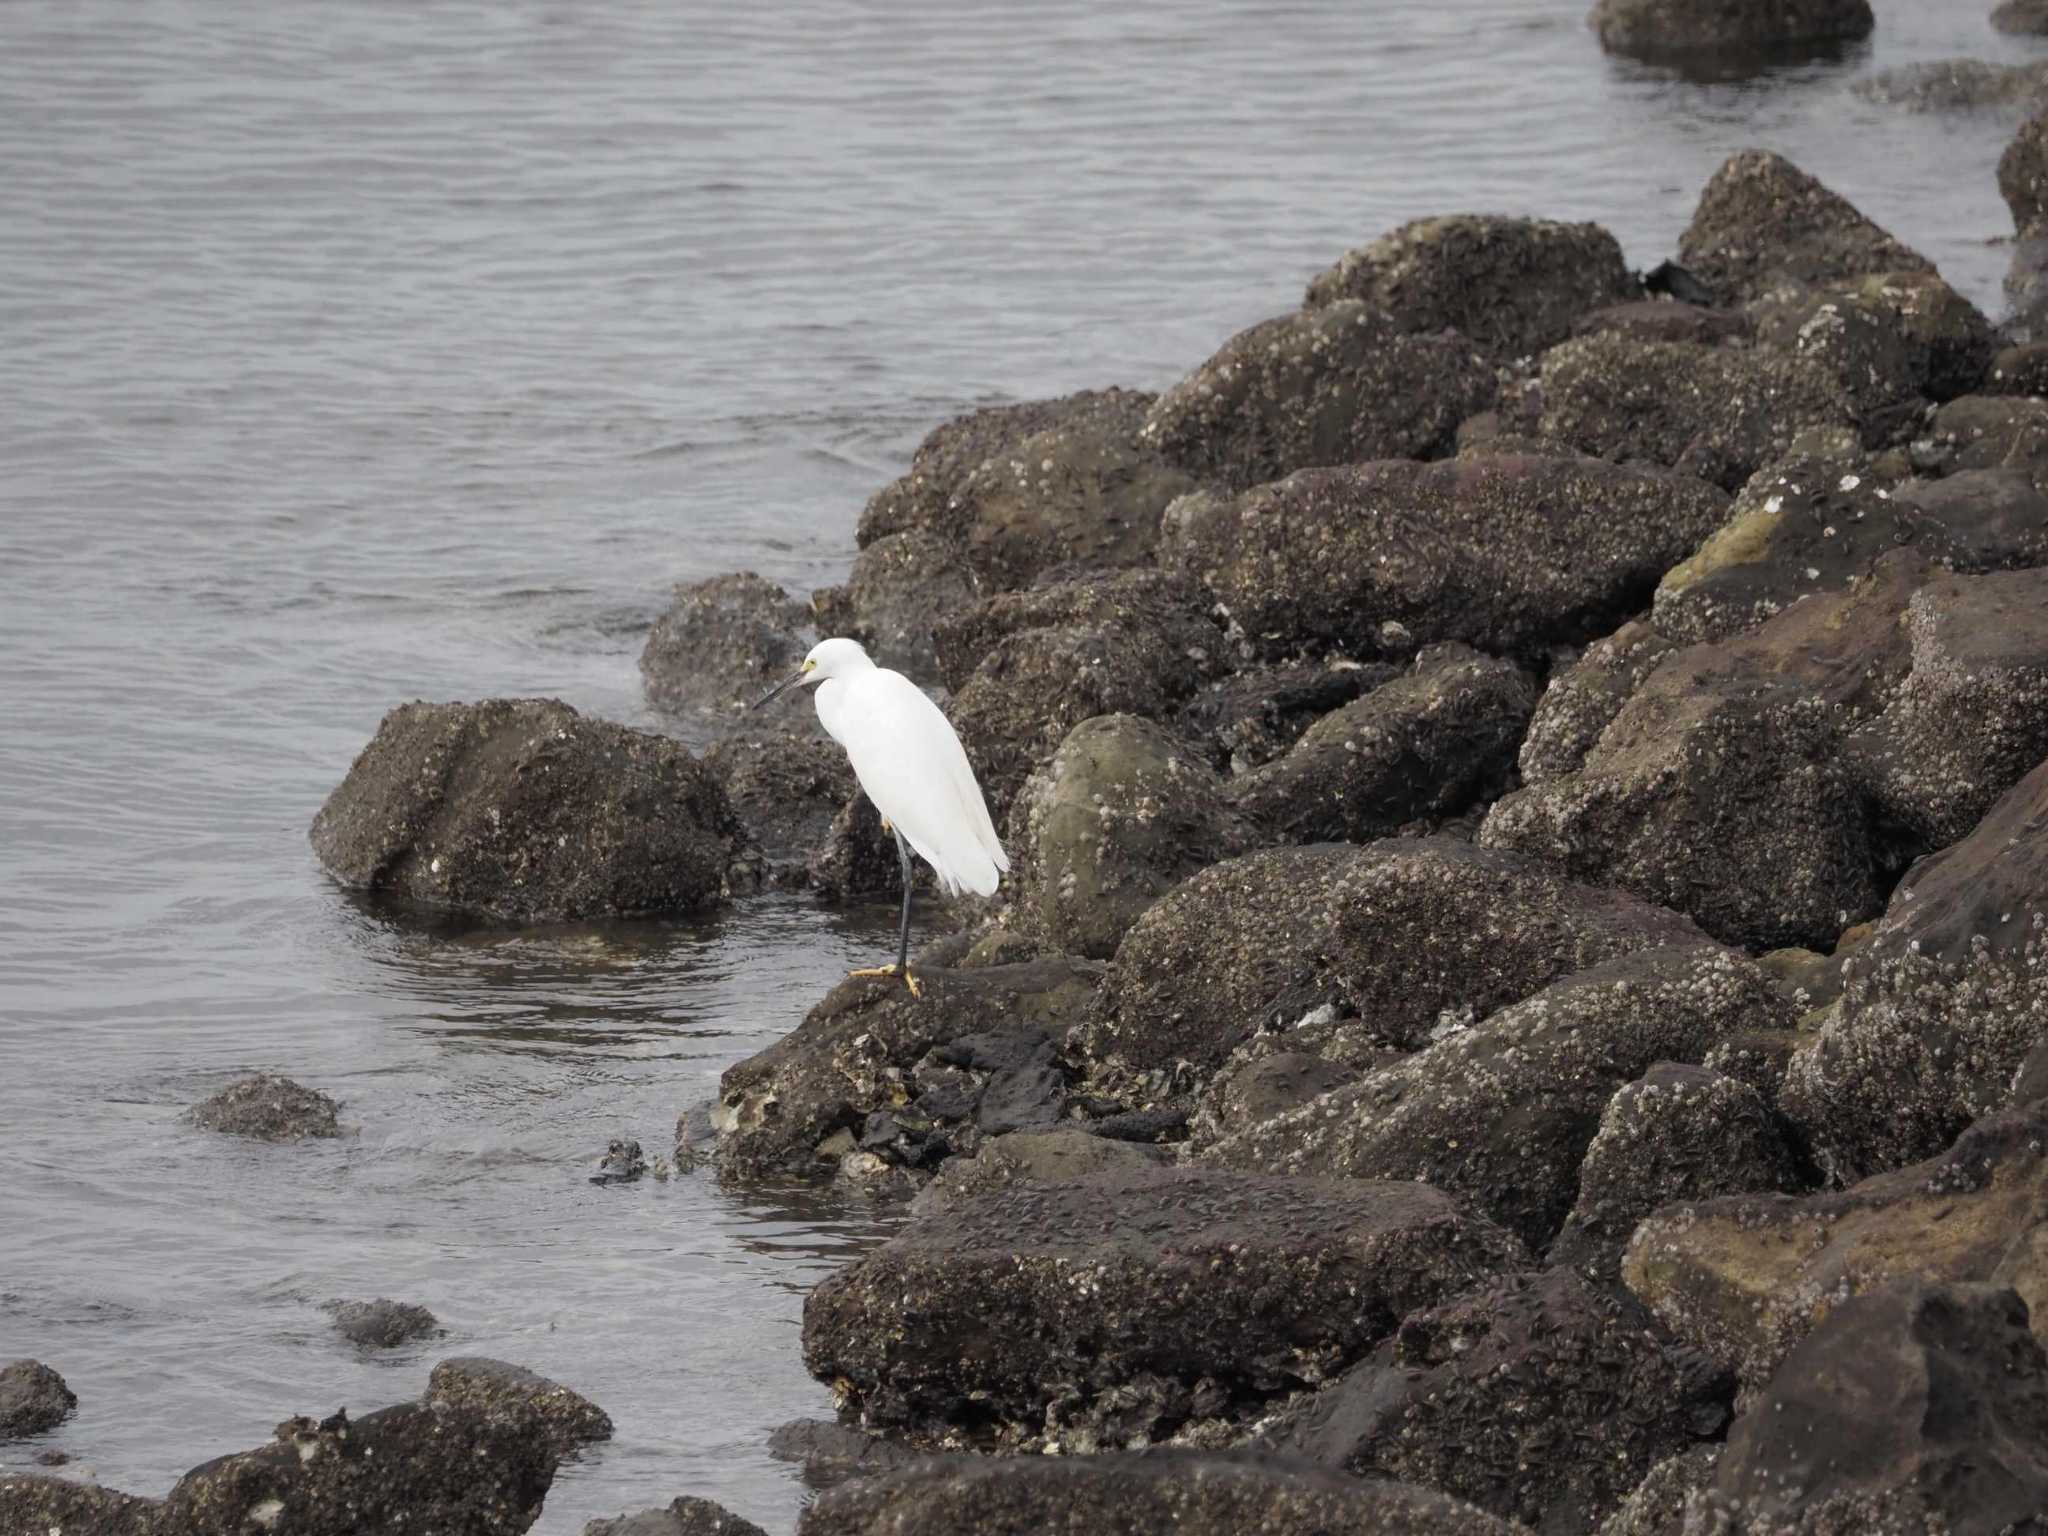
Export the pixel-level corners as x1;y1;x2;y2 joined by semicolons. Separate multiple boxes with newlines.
754;636;874;708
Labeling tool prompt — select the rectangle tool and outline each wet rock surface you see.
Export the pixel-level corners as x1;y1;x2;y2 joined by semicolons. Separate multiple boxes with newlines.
638;572;813;724
1855;57;2048;113
424;1357;613;1457
766;1418;931;1491
802;1167;1526;1447
324;1297;442;1349
1139;302;1496;492
0;1474;160;1534
2003;107;2048;236
1698;1282;2048;1535
907;1127;1170;1219
1268;1267;1730;1534
797;1451;1526;1536
928;567;1222;696
1303;214;1636;359
1590;0;1872;62
702;730;855;878
311;698;743;922
1160;454;1729;662
1596;1447;1719;1536
1174;658;1398;774
1519;621;1676;784
809;528;981;685
1573;298;1752;348
188;1073;342;1142
582;1496;771;1536
0;1359;76;1439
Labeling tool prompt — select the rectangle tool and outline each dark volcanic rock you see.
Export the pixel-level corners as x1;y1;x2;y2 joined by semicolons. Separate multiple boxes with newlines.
324;1297;442;1350
2003;108;2048;234
1009;714;1256;961
1780;756;2048;1180
1987;339;2048;395
1550;1065;1806;1282
1200;944;1784;1252
1159;454;1729;662
1590;0;1872;61
1269;1268;1730;1534
158;1400;558;1536
1572;298;1753;348
1519;621;1676;784
1698;1282;2048;1535
424;1357;612;1457
1139;302;1496;493
188;1073;342;1142
1174;658;1399;774
0;1360;76;1439
0;1474;159;1534
1922;391;2048;472
702;730;856;879
1226;644;1537;843
638;572;813;724
801;1167;1526;1447
1188;1044;1372;1146
1678;151;1932;305
767;1418;930;1491
716;960;1101;1179
310;698;742;922
798;1451;1525;1536
929;568;1223;696
1534;332;1853;490
1303;214;1637;359
1624;1102;2048;1397
591;1137;648;1185
583;1496;770;1536
907;1127;1170;1219
809;528;981;685
1596;1448;1719;1536
803;789;922;903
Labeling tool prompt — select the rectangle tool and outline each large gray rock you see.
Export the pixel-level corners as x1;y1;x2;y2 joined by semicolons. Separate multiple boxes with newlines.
702;729;856;877
0;1360;76;1439
797;1452;1526;1536
928;569;1222;697
638;571;813;724
1590;0;1872;61
1304;214;1636;359
1174;659;1398;775
324;1298;441;1350
311;698;742;922
2003;108;2048;235
423;1357;612;1458
801;1167;1526;1447
188;1074;342;1142
0;1475;159;1535
809;528;982;685
1159;454;1729;662
1269;1268;1730;1534
1855;57;2048;113
1140;302;1496;492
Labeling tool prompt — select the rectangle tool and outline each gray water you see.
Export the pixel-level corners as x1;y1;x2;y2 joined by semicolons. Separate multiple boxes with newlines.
1;2;2041;1530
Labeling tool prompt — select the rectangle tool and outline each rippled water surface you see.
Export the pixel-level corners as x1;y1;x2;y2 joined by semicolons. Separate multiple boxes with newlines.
1;1;2041;1528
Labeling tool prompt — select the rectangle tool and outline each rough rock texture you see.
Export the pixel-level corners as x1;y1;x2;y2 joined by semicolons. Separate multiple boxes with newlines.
1854;57;2048;112
1697;1282;2048;1535
310;698;742;922
1188;1043;1373;1147
583;1496;771;1536
1534;332;1854;490
0;1474;160;1535
1303;215;1637;359
0;1360;76;1439
1987;339;2048;395
1159;455;1729;662
188;1073;342;1142
1139;302;1496;492
802;1167;1526;1447
702;730;855;876
1678;152;1932;306
1922;390;2048;472
809;528;981;685
715;960;1101;1179
1519;621;1676;784
1549;1065;1806;1282
1997;0;2048;35
324;1298;441;1350
1750;271;1996;428
1623;1102;2048;1397
1227;645;1537;843
767;1418;932;1490
638;572;813;724
1200;944;1784;1251
1269;1268;1730;1535
797;1452;1526;1536
1009;714;1255;961
907;1127;1170;1219
1780;756;2048;1179
1596;1448;1719;1536
928;568;1223;696
423;1358;612;1457
1175;659;1398;774
803;788;929;903
157;1400;559;1536
1590;0;1872;59
1573;299;1752;348
2003;108;2048;234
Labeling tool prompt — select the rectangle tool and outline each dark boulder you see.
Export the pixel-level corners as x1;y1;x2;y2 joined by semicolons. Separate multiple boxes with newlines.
907;1127;1169;1219
1572;298;1752;348
702;729;856;878
1303;214;1637;360
590;1137;648;1185
797;1451;1526;1536
1139;302;1496;492
1987;339;2048;395
1519;621;1676;784
188;1073;342;1142
324;1298;441;1349
929;568;1223;696
1677;151;1931;306
767;1418;931;1491
1921;391;2048;473
803;789;925;903
1550;1064;1806;1282
1188;1044;1372;1146
1268;1268;1730;1534
801;1167;1526;1448
638;572;813;725
809;529;982;685
1226;644;1537;843
311;698;742;922
1199;944;1784;1252
2002;108;2048;235
423;1357;612;1458
1853;57;2048;113
1174;659;1399;774
1697;1282;2048;1534
1596;1448;1718;1536
0;1474;158;1534
0;1360;76;1439
583;1497;770;1536
1159;454;1729;661
1997;0;2048;35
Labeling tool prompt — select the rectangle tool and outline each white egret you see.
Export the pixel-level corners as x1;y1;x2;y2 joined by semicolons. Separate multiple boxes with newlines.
757;637;1006;997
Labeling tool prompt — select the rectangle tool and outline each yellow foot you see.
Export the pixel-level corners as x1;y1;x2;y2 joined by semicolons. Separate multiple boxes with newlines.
847;963;923;999
880;817;893;834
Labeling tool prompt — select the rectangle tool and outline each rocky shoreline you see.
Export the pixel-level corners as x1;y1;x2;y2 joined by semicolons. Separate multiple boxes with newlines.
15;5;2048;1534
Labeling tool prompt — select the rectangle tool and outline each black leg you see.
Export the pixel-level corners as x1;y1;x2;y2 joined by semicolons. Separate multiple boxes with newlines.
893;828;915;975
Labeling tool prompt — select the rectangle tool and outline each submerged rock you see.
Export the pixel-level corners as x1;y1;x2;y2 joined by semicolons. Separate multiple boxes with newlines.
802;1167;1526;1447
1140;302;1495;492
1855;57;2048;113
798;1452;1526;1536
1269;1267;1730;1534
1589;0;1872;61
311;698;743;922
188;1073;342;1142
0;1474;159;1534
424;1357;612;1458
583;1496;770;1536
324;1298;442;1350
590;1137;648;1185
1304;214;1636;359
0;1360;76;1439
767;1418;931;1491
638;572;813;724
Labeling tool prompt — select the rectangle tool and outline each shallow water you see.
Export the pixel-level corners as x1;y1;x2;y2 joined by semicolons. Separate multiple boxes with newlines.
0;0;2041;1529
